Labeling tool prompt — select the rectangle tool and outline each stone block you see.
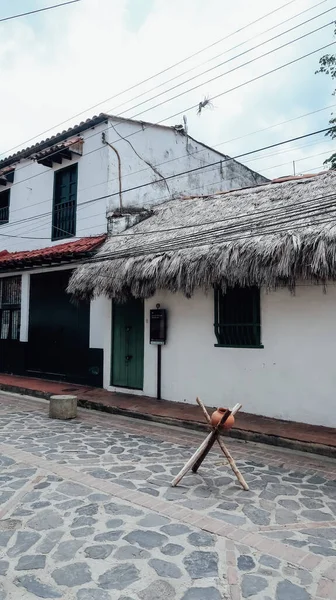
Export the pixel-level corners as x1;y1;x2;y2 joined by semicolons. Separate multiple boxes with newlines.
49;396;77;420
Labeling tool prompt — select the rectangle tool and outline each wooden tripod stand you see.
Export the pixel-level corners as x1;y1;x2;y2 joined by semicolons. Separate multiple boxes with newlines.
171;397;249;491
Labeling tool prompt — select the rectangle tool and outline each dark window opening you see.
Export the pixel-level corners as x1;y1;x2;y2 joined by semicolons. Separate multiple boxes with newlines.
214;286;262;348
0;190;10;225
0;276;21;340
52;164;78;240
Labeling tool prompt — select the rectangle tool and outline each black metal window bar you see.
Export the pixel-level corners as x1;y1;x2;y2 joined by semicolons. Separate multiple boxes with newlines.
0;190;10;225
0;276;21;340
52;164;78;240
214;286;262;348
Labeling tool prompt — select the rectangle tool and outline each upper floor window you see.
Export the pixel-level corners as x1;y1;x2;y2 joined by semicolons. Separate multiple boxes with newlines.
214;286;262;348
0;190;10;225
0;276;21;340
52;164;78;241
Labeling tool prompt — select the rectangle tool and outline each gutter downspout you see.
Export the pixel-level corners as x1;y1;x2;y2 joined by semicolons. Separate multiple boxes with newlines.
102;132;123;212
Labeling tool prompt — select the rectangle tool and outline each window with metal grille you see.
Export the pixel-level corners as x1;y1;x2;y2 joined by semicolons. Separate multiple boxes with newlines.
0;276;21;340
0;190;10;225
52;164;78;240
214;286;262;348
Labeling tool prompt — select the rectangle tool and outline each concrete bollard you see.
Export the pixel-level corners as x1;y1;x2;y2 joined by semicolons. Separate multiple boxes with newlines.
49;395;77;420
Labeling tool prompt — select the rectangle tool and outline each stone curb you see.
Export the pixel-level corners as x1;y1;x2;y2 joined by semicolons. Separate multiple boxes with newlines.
1;382;336;459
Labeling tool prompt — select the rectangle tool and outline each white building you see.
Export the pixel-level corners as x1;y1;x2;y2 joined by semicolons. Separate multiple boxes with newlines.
0;113;266;386
69;170;336;428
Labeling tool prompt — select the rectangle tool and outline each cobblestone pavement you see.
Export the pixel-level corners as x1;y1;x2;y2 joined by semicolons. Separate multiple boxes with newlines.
0;394;336;599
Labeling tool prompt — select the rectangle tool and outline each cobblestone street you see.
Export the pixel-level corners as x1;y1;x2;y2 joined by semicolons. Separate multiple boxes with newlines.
0;394;335;599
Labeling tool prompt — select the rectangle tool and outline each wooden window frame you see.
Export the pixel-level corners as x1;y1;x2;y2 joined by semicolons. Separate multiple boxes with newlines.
214;286;263;349
0;276;21;341
0;189;10;225
51;163;78;241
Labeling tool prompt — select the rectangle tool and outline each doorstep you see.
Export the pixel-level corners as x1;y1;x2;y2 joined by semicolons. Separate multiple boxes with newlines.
0;373;335;458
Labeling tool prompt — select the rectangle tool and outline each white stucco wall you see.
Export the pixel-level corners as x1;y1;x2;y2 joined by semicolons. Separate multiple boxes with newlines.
139;285;336;428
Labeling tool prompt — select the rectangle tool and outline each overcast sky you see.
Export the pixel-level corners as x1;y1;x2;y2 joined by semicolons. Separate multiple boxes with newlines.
1;0;335;179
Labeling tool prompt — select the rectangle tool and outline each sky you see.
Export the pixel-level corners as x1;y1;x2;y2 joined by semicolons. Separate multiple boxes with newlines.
0;0;335;180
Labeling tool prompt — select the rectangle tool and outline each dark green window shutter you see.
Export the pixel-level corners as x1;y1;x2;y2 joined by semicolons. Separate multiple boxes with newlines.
214;286;262;348
0;276;21;340
52;164;78;240
0;190;10;225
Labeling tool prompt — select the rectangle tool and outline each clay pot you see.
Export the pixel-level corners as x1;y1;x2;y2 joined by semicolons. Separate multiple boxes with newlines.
210;407;235;430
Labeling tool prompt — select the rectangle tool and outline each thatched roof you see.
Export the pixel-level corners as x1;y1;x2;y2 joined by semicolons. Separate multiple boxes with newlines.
68;171;336;300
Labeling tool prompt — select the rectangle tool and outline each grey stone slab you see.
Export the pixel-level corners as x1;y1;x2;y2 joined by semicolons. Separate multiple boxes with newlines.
53;540;84;562
76;504;98;516
15;575;62;598
138;580;176;600
114;545;150;560
52;562;92;587
161;543;184;556
275;509;298;524
138;515;170;528
0;561;8;576
72;516;97;528
56;499;82;510
184;551;218;579
278;499;301;511
32;501;51;510
268;484;298;496
238;555;256;571
77;590;111;600
241;574;268;598
0;531;14;547
301;510;333;521
160;524;190;536
308;545;336;556
36;531;63;554
57;482;91;497
71;526;95;538
105;518;124;529
149;558;182;578
27;509;63;531
84;544;114;559
88;493;110;502
181;588;222;600
94;531;123;542
188;532;215;547
276;580;310;600
16;554;46;570
211;511;246;526
300;498;324;509
8;531;40;557
259;555;281;569
124;530;168;549
104;502;143;517
217;501;239;511
242;505;271;526
99;564;140;590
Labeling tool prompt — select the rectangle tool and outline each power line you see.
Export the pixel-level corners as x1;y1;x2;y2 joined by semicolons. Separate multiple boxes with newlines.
116;8;335;119
0;0;81;23
0;0;299;158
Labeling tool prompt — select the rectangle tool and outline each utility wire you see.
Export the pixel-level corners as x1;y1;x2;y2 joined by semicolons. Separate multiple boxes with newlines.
0;0;300;158
0;0;81;23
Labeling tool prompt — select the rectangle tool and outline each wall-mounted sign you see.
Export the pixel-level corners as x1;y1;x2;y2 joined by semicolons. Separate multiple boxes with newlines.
150;309;167;345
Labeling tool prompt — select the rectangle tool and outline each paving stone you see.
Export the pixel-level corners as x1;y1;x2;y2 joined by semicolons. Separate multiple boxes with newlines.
84;544;114;559
114;545;150;559
161;524;191;536
303;527;336;540
27;509;63;531
99;563;140;590
301;509;333;521
139;487;160;497
275;508;298;524
301;498;324;509
217;501;239;511
94;531;123;542
0;491;13;504
278;499;301;510
184;551;218;579
124;529;168;549
34;482;50;490
16;554;46;570
275;580;310;600
138;580;176;600
188;531;215;547
36;531;63;554
32;501;51;510
52;562;92;587
181;588;222;600
8;531;40;557
242;504;271;526
57;482;91;497
0;561;8;576
72;516;97;528
15;574;62;598
53;540;84;562
241;574;268;598
138;514;170;528
88;493;110;502
104;502;143;517
106;518;124;529
308;545;336;556
211;511;246;526
149;558;182;578
77;590;111;600
307;475;326;484
0;531;14;547
71;526;95;538
57;499;82;510
268;484;298;496
238;555;256;571
76;504;98;516
259;555;281;569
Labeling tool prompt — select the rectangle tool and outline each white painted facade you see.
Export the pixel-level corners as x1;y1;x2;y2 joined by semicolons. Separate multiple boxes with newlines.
93;284;336;428
1;115;266;253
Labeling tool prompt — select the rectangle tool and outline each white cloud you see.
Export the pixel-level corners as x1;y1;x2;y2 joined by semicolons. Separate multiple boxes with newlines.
0;0;334;177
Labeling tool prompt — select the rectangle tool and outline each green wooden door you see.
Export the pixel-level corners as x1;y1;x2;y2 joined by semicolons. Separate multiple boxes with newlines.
111;299;144;389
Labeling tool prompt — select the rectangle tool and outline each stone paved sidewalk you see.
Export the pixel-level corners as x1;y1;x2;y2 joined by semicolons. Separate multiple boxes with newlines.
0;393;335;599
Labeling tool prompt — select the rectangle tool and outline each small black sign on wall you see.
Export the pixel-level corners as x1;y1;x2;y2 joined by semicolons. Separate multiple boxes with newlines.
150;309;167;345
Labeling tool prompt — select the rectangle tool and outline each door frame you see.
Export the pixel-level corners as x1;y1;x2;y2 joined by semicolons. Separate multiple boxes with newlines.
110;298;145;391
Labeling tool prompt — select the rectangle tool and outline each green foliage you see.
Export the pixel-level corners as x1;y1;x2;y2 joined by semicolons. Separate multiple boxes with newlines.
316;25;336;169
